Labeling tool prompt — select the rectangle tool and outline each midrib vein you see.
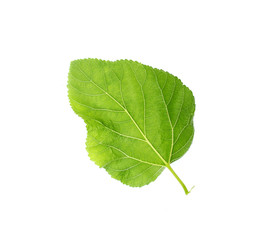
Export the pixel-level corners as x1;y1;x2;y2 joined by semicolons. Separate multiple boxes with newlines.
78;66;168;167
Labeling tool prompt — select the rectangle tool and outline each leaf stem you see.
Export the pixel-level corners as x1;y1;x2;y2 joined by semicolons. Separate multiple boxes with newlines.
166;164;194;195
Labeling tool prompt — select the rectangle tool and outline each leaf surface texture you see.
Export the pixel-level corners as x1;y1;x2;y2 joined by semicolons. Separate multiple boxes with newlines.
68;59;195;190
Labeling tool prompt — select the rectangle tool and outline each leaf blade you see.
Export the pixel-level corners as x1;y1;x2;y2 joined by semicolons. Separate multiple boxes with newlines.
68;59;195;189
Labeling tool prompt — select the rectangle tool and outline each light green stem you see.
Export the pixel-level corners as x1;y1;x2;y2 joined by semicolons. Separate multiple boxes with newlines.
166;164;194;195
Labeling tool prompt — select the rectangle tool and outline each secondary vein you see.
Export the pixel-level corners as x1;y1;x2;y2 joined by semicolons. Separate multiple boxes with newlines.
77;63;168;166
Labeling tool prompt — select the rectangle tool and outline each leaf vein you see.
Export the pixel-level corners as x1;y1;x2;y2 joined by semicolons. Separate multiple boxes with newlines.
172;131;194;157
89;118;146;142
70;98;125;113
151;69;174;163
76;62;167;166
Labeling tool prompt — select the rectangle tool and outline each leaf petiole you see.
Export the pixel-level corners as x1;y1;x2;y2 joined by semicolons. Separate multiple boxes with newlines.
166;164;194;195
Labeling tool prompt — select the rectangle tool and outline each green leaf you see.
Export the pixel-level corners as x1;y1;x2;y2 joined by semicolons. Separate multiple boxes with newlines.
68;59;195;194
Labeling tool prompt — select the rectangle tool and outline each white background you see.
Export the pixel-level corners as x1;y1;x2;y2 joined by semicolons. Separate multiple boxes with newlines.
1;0;264;239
